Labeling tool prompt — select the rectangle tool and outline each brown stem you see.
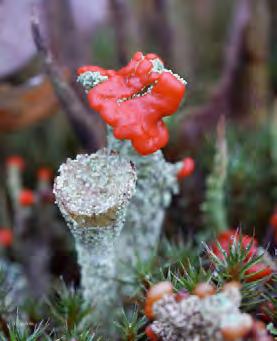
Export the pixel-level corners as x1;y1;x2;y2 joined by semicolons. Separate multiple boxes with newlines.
42;0;88;70
153;0;173;64
178;0;271;151
31;9;104;152
109;0;129;66
0;315;9;338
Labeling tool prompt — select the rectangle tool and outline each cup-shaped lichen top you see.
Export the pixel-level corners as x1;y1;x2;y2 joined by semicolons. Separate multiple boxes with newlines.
53;149;136;228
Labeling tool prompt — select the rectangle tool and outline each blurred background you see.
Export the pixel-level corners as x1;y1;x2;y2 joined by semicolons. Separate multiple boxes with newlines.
0;0;277;294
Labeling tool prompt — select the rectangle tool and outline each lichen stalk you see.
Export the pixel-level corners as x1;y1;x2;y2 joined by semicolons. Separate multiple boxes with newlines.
107;130;182;267
53;149;136;309
151;284;252;340
77;57;185;278
201;117;228;234
7;166;22;208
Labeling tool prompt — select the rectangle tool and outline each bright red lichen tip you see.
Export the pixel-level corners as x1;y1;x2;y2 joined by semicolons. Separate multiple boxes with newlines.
245;263;273;282
270;211;277;229
145;325;159;341
78;51;186;155
6;155;25;171
19;189;35;207
37;167;53;181
0;228;13;247
177;157;195;179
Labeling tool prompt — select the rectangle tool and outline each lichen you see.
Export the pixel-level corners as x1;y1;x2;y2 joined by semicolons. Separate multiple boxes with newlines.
107;132;182;277
53;149;136;312
151;285;249;341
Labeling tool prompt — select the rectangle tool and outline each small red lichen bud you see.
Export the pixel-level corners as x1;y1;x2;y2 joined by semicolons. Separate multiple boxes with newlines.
6;155;25;171
177;157;195;179
222;281;242;292
193;282;216;299
270;211;277;229
37;167;53;182
19;189;35;207
0;228;13;247
245;263;273;283
175;289;190;302
145;281;173;319
221;314;253;340
145;325;159;341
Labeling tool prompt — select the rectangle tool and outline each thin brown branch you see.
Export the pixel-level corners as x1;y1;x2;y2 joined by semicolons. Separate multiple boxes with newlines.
42;0;87;70
154;0;173;64
0;315;9;338
31;9;104;152
109;0;129;66
178;0;253;149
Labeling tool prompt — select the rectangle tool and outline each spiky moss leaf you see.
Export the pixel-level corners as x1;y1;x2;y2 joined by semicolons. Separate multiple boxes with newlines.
4;320;48;341
173;260;212;293
45;281;94;336
204;234;272;313
261;275;277;324
226;123;274;236
114;308;147;341
158;238;198;272
124;238;199;300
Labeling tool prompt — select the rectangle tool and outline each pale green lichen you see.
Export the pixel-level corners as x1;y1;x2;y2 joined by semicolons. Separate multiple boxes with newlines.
77;71;108;92
107;131;182;283
201;118;228;234
53;149;136;311
77;61;186;294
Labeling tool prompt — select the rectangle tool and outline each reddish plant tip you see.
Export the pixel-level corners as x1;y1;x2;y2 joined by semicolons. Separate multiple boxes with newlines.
211;229;258;261
0;228;13;247
220;314;253;340
245;262;273;283
175;289;190;302
270;211;277;229
177;157;195;179
193;282;216;299
145;325;159;341
5;155;25;171
222;281;241;292
79;51;186;155
37;167;53;181
258;302;274;323
19;189;35;207
145;281;173;319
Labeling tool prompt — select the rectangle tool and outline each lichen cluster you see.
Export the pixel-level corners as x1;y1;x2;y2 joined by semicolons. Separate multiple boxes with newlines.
151;285;251;341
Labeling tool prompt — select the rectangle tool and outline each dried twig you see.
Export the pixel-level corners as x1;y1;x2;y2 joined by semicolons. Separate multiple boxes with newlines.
31;9;104;152
154;0;173;64
109;0;129;66
179;0;269;147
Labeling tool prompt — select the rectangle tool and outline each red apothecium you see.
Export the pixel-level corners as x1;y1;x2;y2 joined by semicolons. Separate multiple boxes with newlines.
177;157;195;179
5;155;25;171
78;52;186;155
19;189;35;207
0;228;13;247
37;167;53;182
